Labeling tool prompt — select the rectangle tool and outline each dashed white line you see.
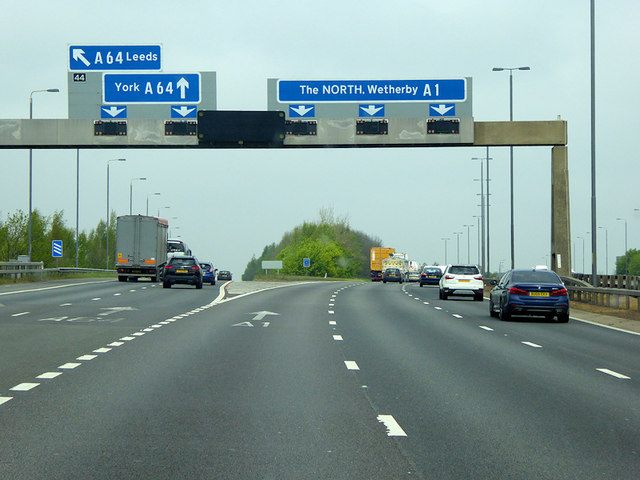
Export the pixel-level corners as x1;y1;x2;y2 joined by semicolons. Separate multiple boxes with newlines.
37;372;62;379
113;293;122;296
521;341;543;348
11;312;30;317
377;415;407;437
329;321;337;325
434;306;442;310
120;336;135;341
59;363;81;369
77;354;98;361
597;368;631;380
0;397;12;406
91;298;101;301
59;303;72;306
423;302;429;305
333;335;343;341
11;383;40;391
328;310;335;315
479;326;494;331
132;332;146;336
452;314;463;318
344;361;360;370
108;341;125;347
93;347;112;353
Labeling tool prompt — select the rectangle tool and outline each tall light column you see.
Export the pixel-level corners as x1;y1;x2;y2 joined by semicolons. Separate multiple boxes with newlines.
106;158;126;269
28;88;59;260
616;217;628;274
129;177;147;215
598;226;608;275
454;232;463;263
463;224;473;264
492;66;530;269
472;157;487;272
146;192;161;216
441;237;450;265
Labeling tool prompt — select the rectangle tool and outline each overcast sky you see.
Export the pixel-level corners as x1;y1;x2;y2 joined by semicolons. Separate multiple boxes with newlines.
2;0;638;277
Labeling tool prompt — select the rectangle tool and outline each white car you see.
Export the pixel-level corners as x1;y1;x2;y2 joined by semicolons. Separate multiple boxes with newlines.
439;264;484;301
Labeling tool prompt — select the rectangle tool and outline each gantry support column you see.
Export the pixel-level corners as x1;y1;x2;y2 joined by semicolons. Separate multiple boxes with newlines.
551;145;571;276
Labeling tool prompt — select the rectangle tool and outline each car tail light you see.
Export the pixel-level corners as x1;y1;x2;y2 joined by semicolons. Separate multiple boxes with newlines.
192;265;200;270
474;275;483;280
508;286;528;295
550;288;568;296
445;274;455;279
165;265;173;270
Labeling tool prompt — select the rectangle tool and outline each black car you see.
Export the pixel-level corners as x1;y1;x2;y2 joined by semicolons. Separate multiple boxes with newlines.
419;266;443;286
382;268;403;283
489;269;569;322
162;256;203;289
217;270;232;281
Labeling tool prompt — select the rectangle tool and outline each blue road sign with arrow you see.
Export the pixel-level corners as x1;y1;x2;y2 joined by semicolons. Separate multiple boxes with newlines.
69;45;161;71
101;105;127;118
359;104;385;117
429;104;455;116
103;73;201;104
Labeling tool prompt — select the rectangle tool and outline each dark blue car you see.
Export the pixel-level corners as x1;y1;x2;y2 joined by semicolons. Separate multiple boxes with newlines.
489;269;569;322
200;262;216;285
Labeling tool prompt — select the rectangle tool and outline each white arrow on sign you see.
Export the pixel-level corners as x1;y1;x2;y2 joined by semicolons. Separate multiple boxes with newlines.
360;105;384;116
291;105;314;116
177;77;190;99
102;106;126;117
250;311;279;321
431;104;454;115
72;48;91;67
172;106;196;117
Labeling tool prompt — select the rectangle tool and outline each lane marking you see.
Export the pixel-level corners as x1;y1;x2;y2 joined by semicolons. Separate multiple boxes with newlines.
11;383;39;391
143;328;154;332
37;372;62;379
120;336;135;341
434;307;442;310
597;368;631;379
521;341;543;348
59;303;72;306
129;289;136;292
329;321;337;325
77;354;98;361
333;335;343;341
132;332;146;336
91;298;101;301
377;415;407;437
59;363;81;369
108;341;125;347
11;312;30;317
344;361;360;370
0;279;113;297
0;397;12;406
328;310;335;315
113;293;122;296
479;326;494;331
452;314;463;318
423;302;429;305
93;348;112;353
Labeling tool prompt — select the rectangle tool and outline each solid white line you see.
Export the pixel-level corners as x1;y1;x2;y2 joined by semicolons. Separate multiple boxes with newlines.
0;280;112;297
572;316;640;336
344;361;360;370
333;335;343;341
37;372;62;379
59;362;81;369
479;326;494;331
597;368;631;379
0;397;12;406
77;354;98;361
11;312;29;317
11;383;39;391
521;341;543;348
377;415;407;437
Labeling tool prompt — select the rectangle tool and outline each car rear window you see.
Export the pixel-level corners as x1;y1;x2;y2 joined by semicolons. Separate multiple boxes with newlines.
512;271;561;283
170;258;196;267
449;266;479;275
200;263;211;269
424;268;441;274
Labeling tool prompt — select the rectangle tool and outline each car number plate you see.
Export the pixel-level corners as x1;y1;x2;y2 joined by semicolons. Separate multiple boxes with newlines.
458;279;470;283
176;269;188;273
529;291;549;297
429;275;436;278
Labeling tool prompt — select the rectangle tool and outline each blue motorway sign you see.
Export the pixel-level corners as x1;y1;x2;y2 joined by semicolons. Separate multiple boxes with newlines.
359;104;385;117
429;104;456;116
303;258;311;268
52;240;63;258
69;45;161;71
289;105;315;117
277;79;467;103
103;73;201;104
101;105;127;118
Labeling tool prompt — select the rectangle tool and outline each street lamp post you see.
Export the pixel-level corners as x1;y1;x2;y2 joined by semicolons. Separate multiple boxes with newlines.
28;88;59;260
106;158;126;269
472;157;487;272
463;224;473;264
129;177;147;215
616;217;628;274
473;215;481;265
598;226;608;275
492;66;530;269
146;192;161;216
454;232;463;263
158;206;171;217
441;237;450;265
577;236;585;275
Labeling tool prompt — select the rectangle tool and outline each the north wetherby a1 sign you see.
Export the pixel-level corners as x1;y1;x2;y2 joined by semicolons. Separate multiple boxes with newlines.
277;79;467;103
69;45;161;71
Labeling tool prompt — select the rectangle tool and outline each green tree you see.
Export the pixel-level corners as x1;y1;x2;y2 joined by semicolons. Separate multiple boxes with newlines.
616;249;640;275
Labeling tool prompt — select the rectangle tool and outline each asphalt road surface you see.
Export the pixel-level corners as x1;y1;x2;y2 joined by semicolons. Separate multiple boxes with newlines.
0;278;638;479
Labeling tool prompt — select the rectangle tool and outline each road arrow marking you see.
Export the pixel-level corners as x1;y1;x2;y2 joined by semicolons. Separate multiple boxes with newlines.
431;104;454;115
98;306;138;316
233;322;254;327
72;48;90;67
177;77;189;99
250;311;279;321
172;106;196;117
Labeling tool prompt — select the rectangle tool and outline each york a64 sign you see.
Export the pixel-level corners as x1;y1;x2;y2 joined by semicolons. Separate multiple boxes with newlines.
103;73;201;104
